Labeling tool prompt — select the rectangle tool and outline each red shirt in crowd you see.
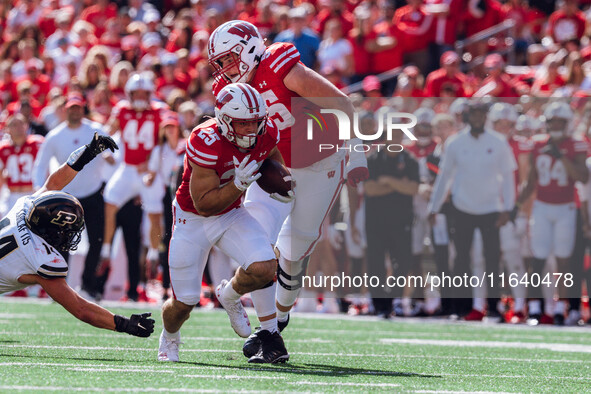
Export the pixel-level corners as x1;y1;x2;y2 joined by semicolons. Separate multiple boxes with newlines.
462;0;505;37
314;9;354;37
424;68;467;97
366;22;403;74
425;0;463;45
393;5;434;52
80;2;118;39
547;9;586;43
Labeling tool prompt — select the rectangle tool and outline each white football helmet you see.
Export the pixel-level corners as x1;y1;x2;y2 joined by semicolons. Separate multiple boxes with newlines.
543;101;573;138
215;83;268;149
414;107;435;125
125;73;154;111
488;102;518;123
208;20;266;84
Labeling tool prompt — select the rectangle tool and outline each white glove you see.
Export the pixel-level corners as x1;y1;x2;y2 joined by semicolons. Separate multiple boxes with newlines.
270;189;295;203
233;155;261;191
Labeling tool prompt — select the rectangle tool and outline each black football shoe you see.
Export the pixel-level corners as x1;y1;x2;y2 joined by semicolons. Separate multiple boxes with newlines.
243;327;262;358
247;330;289;364
278;314;290;331
243;314;290;358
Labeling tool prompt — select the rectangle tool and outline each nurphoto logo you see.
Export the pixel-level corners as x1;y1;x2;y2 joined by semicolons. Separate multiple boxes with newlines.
305;109;418;153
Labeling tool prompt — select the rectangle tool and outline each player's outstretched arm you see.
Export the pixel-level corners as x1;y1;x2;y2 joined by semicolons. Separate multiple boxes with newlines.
34;133;118;196
18;274;155;337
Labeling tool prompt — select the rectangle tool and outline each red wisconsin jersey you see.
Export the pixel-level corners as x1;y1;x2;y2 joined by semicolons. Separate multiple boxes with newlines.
404;139;438;159
0;135;44;188
531;134;588;204
112;100;167;165
213;42;340;169
176;118;280;216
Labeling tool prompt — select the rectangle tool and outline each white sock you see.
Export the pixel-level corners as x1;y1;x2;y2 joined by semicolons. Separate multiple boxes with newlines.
276;256;306;319
163;328;180;341
554;300;565;315
528;300;541;315
251;282;277;323
277;313;289;323
473;297;486;313
222;280;241;303
544;298;554;316
513;298;525;313
260;317;278;333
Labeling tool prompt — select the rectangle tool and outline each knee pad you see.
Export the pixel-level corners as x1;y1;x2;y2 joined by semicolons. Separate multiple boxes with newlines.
277;256;309;291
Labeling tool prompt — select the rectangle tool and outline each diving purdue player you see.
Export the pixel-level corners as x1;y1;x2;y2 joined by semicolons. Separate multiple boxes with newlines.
0;133;155;338
208;20;369;360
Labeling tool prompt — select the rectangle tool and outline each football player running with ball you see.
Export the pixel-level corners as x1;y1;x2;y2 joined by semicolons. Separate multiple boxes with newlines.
208;21;369;360
158;83;290;364
0;133;155;339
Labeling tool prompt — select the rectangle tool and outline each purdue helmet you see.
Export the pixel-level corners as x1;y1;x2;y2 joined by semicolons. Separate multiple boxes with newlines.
26;191;85;252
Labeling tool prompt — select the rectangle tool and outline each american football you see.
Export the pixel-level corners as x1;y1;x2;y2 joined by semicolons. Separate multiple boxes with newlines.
256;159;295;197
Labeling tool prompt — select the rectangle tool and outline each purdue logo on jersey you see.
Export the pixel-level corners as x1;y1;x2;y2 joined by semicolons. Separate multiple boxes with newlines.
50;211;79;227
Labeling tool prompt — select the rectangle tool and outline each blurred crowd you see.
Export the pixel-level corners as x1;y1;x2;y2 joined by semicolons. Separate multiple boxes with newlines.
3;0;591;325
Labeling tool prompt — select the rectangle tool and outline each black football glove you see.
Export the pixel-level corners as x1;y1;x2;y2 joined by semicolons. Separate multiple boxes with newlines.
509;205;519;223
539;141;562;159
114;312;155;338
67;132;119;171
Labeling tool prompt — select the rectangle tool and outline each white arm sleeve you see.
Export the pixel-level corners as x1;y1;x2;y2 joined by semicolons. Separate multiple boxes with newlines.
427;140;457;213
147;145;161;173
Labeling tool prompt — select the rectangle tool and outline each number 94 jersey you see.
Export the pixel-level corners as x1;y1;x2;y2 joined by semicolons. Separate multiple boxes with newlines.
532;134;589;204
0;196;67;294
112;100;167;165
175;118;280;216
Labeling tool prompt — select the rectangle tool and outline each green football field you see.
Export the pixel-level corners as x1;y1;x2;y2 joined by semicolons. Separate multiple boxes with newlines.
1;298;591;392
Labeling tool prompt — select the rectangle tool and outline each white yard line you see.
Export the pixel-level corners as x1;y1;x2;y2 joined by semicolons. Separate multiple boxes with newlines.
0;386;267;393
379;338;591;354
1;361;589;382
5;342;591;359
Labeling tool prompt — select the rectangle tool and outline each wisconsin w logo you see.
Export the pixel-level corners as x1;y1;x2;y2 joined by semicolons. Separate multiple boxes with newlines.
51;211;78;227
228;23;258;42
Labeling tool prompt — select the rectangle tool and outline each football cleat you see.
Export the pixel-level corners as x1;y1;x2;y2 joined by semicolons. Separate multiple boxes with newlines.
565;310;582;326
248;330;289;364
278;314;290;332
540;314;554;325
216;280;251;338
504;310;526;324
553;313;565;326
463;309;485;321
157;331;182;362
243;314;290;358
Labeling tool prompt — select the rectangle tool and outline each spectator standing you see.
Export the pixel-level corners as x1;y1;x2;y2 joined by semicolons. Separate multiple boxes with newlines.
393;0;434;75
274;7;321;70
318;19;354;79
